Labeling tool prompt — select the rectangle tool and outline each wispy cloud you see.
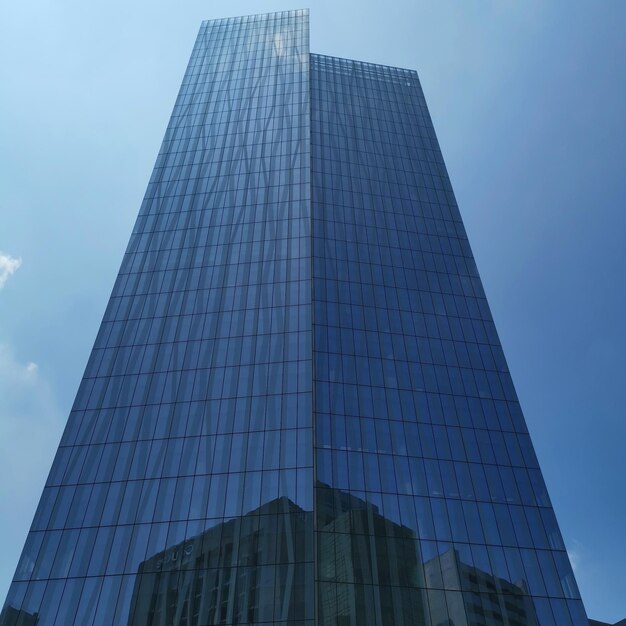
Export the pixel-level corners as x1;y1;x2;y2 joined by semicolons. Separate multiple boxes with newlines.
0;344;63;601
0;252;22;288
567;541;582;573
0;348;39;385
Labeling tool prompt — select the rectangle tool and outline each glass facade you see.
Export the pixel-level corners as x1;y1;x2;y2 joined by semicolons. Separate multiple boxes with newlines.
309;53;587;626
1;10;587;626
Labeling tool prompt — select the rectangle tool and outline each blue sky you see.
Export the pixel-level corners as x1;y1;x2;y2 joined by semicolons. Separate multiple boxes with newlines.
1;1;624;621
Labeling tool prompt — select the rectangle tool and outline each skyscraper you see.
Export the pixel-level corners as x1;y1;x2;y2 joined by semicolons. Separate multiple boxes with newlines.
0;9;588;626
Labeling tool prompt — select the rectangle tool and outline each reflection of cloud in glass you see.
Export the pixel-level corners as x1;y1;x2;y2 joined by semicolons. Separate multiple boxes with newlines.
273;32;286;57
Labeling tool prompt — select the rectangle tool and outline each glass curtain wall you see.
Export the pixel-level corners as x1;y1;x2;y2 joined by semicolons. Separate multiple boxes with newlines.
310;53;587;626
1;10;589;626
1;10;313;626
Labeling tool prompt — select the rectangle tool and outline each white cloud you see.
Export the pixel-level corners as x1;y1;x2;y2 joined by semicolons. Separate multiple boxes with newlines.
0;252;22;288
0;348;40;386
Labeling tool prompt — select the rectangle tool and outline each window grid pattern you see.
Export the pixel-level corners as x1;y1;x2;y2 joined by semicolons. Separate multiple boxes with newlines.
310;53;587;626
1;13;589;626
2;11;313;626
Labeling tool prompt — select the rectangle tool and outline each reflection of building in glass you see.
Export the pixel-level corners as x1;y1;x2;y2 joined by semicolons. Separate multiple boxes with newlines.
316;483;427;626
424;547;538;626
129;487;427;626
128;497;312;626
0;608;38;626
2;9;590;626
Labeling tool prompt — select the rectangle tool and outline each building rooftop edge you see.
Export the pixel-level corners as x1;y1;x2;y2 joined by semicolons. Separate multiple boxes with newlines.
201;8;309;26
311;52;419;78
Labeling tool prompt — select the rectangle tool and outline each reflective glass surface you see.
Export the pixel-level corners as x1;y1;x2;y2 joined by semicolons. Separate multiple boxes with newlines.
1;11;588;626
1;10;312;626
310;53;587;625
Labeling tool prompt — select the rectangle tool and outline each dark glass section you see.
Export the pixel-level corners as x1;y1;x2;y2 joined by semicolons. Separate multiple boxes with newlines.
310;53;587;625
1;10;312;626
0;608;39;626
127;497;312;625
316;482;428;625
